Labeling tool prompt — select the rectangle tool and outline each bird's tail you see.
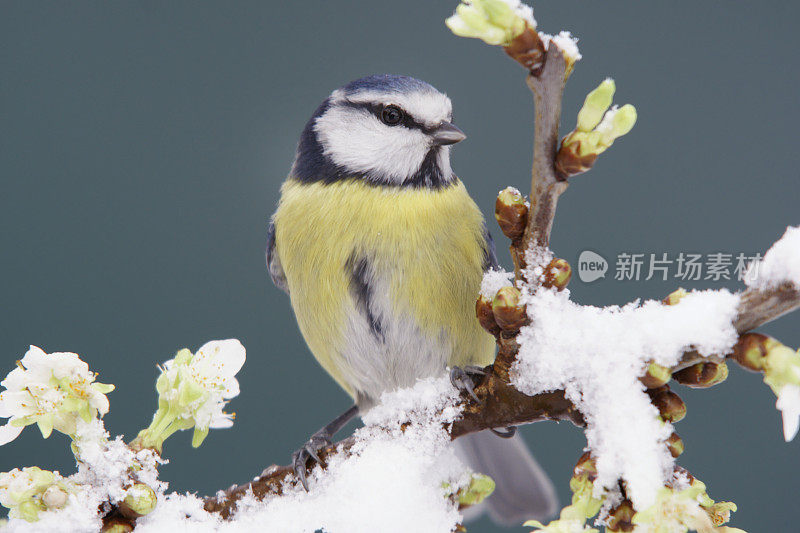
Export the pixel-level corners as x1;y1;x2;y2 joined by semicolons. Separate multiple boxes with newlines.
454;431;558;526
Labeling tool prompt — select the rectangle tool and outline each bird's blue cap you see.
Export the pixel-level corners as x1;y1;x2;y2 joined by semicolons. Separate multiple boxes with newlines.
340;74;438;96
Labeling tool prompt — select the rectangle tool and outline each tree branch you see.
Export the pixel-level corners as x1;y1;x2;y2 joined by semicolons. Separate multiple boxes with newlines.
511;45;569;278
202;373;581;518
203;280;799;518
734;282;800;332
673;282;800;372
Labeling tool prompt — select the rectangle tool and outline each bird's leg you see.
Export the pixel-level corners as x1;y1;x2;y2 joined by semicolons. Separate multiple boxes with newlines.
490;426;517;438
292;404;359;491
450;366;517;438
450;365;488;404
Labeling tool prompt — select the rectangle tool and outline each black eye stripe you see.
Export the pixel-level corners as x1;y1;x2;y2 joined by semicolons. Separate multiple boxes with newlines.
339;101;435;133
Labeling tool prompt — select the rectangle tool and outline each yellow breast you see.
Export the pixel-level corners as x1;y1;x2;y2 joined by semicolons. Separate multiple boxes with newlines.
273;178;495;397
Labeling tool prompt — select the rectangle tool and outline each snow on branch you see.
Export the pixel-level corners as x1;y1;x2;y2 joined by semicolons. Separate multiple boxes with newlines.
203;262;800;520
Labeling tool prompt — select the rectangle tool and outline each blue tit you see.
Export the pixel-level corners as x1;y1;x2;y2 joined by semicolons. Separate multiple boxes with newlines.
267;74;557;524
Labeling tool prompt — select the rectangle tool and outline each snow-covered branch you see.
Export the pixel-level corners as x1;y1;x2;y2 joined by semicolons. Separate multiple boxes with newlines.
202;254;800;521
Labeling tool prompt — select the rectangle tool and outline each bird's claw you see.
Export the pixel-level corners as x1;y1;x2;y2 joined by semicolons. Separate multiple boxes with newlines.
490;426;517;438
450;366;486;404
292;431;333;491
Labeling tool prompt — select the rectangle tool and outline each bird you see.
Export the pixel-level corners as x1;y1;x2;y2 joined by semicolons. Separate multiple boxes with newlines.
267;74;557;525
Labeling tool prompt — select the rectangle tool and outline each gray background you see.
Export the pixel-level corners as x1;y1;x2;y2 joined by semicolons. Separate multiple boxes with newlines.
1;1;798;531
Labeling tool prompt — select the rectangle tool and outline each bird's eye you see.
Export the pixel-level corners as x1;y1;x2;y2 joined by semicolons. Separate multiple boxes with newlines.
380;105;404;126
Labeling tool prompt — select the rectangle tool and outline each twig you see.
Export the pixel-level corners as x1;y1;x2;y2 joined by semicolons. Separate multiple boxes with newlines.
202;374;581;518
511;45;569;279
673;282;800;372
733;282;800;332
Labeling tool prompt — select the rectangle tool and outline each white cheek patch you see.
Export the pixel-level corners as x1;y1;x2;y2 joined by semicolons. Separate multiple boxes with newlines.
436;146;452;179
314;106;431;184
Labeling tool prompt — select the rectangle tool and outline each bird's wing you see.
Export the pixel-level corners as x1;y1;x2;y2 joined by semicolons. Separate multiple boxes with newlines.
266;218;289;294
481;223;500;271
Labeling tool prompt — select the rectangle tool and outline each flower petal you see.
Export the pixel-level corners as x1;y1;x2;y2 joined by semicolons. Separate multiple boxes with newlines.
0;391;32;418
37;414;55;439
0;367;29;391
0;422;24;445
777;384;800;441
222;378;240;399
47;351;89;380
209;412;234;429
196;339;246;378
89;391;110;415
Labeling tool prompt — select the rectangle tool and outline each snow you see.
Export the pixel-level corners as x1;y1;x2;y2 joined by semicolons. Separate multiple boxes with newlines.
511;287;740;510
73;421;137;503
480;268;514;298
207;377;469;533
4;492;104;533
746;225;800;290
502;0;537;27
524;246;555;284
594;105;619;138
542;31;582;62
3;378;471;533
2;420;167;532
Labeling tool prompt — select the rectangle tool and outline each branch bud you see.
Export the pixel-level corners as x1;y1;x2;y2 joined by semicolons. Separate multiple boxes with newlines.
119;483;157;519
606;499;635;532
504;25;546;73
673;361;729;388
556;79;636;179
492;286;528;331
666;432;684;458
446;0;534;46
554;141;597;180
596;104;637;148
646;385;687;423
476;295;502;336
41;485;69;510
102;519;134;533
577;79;615;133
730;333;777;372
494;187;528;242
662;288;688;306
542;258;572;290
572;451;597;483
640;362;671;389
453;473;495;508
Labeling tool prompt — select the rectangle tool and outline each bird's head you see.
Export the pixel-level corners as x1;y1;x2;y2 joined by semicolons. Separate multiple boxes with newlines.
291;74;465;188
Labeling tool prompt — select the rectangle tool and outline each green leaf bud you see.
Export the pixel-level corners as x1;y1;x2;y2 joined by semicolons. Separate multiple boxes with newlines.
577;79;615;132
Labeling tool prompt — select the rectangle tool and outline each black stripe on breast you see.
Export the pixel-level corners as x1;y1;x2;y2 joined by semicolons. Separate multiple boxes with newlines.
345;253;385;342
481;223;500;272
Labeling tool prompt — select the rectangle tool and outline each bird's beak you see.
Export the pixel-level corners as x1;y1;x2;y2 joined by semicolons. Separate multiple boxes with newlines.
432;122;466;146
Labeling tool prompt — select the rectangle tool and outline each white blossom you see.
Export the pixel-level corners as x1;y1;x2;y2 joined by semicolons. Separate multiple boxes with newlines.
0;346;114;445
136;339;245;450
